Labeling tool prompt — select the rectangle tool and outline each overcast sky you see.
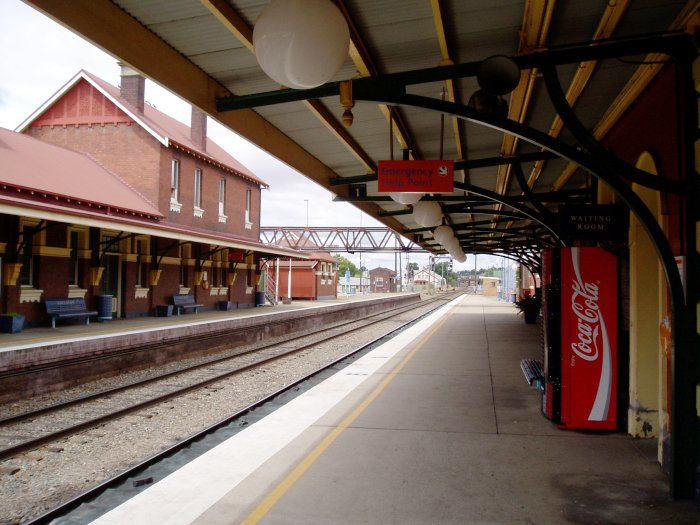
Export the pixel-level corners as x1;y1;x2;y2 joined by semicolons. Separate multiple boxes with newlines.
0;1;508;274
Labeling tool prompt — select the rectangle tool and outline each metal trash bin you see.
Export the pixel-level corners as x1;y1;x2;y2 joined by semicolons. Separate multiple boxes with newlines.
96;295;113;321
255;291;266;306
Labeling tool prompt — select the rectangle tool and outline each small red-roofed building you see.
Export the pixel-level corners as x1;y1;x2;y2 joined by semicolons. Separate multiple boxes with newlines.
369;267;396;293
264;251;338;301
261;229;338;301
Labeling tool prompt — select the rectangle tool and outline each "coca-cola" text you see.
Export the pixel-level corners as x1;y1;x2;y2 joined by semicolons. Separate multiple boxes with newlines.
570;278;601;362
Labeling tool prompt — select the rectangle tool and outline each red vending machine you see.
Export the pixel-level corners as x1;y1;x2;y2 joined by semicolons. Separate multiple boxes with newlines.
542;247;618;430
541;248;561;423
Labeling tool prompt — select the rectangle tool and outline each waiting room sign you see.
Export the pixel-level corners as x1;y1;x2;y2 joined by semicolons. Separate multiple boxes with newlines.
377;160;454;193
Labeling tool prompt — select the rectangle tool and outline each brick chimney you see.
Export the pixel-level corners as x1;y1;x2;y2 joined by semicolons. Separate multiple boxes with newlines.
191;107;207;151
119;63;145;114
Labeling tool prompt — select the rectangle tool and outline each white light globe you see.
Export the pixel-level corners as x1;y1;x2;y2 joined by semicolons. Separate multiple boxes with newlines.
444;236;461;253
389;192;423;205
433;225;454;245
253;0;350;89
412;200;442;228
453;248;466;260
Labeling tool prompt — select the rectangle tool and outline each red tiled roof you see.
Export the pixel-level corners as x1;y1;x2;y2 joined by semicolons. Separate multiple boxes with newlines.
277;260;318;269
0;127;304;258
0;127;162;218
4;73;305;258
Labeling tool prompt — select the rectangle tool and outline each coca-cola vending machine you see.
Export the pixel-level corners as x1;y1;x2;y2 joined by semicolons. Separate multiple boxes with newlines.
542;247;618;430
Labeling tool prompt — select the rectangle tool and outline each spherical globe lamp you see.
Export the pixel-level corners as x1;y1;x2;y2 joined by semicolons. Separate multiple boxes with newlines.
412;200;442;228
444;236;461;254
253;0;350;89
389;192;423;205
433;225;454;245
476;55;521;96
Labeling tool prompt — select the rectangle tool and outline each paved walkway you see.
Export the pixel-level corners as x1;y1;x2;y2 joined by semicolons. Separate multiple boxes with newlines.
0;292;417;353
87;294;699;524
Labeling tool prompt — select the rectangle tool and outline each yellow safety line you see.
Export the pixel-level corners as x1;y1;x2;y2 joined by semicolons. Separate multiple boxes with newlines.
240;306;457;524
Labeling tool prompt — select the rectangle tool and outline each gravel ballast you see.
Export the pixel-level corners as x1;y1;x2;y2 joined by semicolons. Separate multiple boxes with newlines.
1;294;447;525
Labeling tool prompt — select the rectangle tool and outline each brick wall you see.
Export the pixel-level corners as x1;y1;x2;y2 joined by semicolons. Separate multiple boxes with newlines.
164;147;261;239
27;124;162;205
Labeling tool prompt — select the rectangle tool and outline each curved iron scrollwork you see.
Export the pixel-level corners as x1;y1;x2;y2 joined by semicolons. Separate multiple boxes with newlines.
540;63;686;194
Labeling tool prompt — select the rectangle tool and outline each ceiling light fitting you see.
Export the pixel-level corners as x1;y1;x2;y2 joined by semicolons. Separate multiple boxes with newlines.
433;224;454;245
412;200;442;228
253;0;350;90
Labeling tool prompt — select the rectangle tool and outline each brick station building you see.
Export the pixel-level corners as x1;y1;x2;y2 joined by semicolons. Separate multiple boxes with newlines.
0;67;300;326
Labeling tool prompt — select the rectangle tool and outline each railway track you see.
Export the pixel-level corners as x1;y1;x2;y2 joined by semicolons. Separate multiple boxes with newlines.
0;293;458;463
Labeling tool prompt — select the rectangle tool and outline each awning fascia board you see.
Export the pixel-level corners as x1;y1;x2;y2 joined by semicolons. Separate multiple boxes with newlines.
0;203;306;259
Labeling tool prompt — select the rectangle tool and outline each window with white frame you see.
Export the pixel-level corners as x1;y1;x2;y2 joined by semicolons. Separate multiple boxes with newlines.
171;160;180;201
193;168;203;216
170;159;181;212
218;178;227;222
245;188;252;228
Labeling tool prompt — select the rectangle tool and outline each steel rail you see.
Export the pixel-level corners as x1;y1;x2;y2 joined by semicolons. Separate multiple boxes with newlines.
0;295;452;461
22;292;461;525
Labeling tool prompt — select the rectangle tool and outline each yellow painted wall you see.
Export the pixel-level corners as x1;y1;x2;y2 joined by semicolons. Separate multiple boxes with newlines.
627;152;663;442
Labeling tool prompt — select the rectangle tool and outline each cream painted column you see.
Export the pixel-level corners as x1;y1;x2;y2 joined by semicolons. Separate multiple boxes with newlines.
628;161;662;439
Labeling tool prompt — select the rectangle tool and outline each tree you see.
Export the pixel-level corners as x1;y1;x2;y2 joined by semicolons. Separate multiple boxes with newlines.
481;265;501;277
434;261;458;286
406;261;418;279
334;254;360;276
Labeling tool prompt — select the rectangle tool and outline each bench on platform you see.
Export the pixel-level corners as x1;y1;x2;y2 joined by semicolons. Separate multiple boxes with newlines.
172;294;204;315
520;358;544;389
45;298;98;329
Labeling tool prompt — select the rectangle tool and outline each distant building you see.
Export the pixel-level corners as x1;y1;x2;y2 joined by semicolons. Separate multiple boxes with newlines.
337;275;370;296
369;267;396;293
265;251;337;301
479;276;500;297
413;268;446;291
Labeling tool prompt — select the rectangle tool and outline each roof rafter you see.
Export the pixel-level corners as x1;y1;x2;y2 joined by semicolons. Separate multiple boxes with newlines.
200;0;377;174
493;0;556;197
24;0;409;237
430;0;467;181
334;0;421;161
527;0;630;191
551;0;700;190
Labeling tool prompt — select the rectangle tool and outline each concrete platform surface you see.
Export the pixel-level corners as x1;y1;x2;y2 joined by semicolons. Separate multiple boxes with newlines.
87;294;700;524
0;292;413;353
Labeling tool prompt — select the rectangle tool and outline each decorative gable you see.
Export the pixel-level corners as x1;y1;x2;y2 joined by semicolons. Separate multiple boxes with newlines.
30;79;131;128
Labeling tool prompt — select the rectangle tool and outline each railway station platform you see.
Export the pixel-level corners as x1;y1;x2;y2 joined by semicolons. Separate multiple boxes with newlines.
0;292;424;404
85;294;699;524
0;292;416;353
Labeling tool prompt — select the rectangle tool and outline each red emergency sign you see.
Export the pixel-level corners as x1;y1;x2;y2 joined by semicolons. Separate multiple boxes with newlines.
377;160;454;193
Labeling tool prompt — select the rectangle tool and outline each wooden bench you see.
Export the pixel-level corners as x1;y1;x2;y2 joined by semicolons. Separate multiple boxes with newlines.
520;358;544;389
172;294;204;315
45;298;98;329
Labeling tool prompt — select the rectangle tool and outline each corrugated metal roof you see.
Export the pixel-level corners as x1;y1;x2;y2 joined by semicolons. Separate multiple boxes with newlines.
20;0;698;259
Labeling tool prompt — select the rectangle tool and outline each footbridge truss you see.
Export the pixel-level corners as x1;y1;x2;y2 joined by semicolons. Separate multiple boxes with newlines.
259;226;425;253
